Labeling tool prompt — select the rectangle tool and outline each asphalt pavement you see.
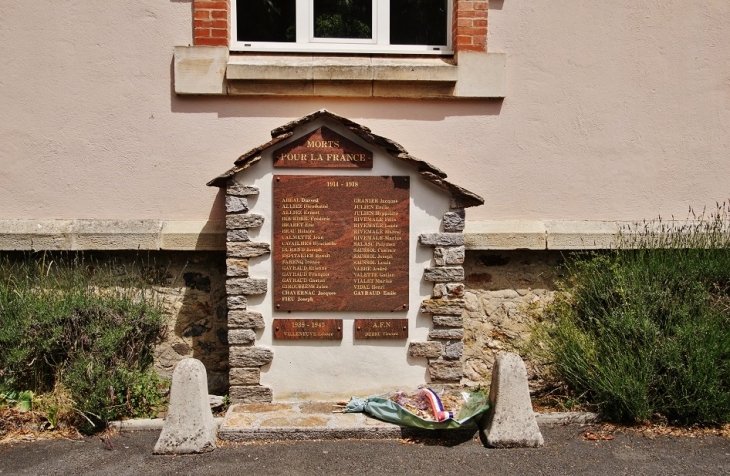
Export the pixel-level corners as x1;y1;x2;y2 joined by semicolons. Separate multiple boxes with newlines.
1;424;729;475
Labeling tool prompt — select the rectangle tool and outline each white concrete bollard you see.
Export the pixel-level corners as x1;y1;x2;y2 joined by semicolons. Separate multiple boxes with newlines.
484;352;544;448
153;358;217;454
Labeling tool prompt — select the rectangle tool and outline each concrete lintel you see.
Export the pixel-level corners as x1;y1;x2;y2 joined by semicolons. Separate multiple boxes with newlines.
71;220;162;250
464;220;654;250
0;219;226;251
545;220;622;250
161;220;226;250
464;221;547;250
0;219;73;250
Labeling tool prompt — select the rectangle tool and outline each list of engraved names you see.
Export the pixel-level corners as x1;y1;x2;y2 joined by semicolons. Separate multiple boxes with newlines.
273;175;409;312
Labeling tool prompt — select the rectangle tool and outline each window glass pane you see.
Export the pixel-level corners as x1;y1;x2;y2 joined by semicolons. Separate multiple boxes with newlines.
313;0;372;39
390;0;447;45
238;0;296;42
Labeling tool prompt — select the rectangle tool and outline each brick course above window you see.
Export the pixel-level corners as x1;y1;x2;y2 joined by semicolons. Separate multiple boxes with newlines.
193;0;230;47
193;0;487;54
452;0;488;52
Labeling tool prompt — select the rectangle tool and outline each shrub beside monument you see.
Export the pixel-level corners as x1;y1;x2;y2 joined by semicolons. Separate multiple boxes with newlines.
0;254;168;433
535;205;730;425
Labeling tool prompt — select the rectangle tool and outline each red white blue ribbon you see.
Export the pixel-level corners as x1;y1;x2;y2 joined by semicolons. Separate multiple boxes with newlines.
421;388;454;422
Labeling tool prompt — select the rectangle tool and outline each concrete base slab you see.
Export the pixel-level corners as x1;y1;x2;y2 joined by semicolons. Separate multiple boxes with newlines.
109;412;598;434
109;417;225;432
218;402;478;442
535;412;601;425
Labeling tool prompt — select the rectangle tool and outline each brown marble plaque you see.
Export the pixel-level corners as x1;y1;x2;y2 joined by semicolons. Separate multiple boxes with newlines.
274;175;409;312
273;319;343;340
354;319;408;339
273;127;373;169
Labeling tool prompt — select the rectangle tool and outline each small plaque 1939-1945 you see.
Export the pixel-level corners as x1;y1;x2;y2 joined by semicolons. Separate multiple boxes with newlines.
354;319;408;339
273;319;343;340
272;126;373;169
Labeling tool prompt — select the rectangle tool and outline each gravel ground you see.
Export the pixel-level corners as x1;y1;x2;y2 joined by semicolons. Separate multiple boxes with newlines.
1;424;729;476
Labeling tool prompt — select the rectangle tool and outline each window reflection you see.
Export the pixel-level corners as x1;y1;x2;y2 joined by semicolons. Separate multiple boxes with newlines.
314;0;373;39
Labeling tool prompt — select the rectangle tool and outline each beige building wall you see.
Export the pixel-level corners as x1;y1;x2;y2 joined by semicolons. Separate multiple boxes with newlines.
1;0;729;225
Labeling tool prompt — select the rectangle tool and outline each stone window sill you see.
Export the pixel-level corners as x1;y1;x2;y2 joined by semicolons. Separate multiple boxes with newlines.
174;46;506;99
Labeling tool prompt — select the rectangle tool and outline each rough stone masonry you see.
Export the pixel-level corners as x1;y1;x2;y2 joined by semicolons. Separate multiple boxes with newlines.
224;180;274;403
408;204;468;384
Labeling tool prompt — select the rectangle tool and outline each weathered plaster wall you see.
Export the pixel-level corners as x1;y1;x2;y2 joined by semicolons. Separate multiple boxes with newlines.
1;1;729;224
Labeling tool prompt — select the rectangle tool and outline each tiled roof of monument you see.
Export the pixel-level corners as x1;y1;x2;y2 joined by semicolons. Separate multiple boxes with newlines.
208;109;484;208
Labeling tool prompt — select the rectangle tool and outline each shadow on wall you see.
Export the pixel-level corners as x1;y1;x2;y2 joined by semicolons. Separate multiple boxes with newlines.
152;250;229;395
461;250;564;391
208;188;226;221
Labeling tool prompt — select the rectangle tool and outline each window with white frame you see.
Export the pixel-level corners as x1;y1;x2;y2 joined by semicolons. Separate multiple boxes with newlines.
231;0;452;54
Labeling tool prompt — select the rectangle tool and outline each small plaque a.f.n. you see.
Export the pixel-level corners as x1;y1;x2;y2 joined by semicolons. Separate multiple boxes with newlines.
273;126;373;169
354;319;408;339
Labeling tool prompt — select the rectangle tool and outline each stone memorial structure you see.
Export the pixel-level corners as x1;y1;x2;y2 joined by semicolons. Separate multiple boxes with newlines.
209;109;483;402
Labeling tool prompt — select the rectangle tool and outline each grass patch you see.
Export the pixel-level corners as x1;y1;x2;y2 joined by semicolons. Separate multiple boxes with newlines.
533;205;730;425
0;253;168;433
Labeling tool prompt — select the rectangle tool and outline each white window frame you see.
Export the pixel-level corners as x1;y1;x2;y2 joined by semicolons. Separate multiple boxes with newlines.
231;0;453;55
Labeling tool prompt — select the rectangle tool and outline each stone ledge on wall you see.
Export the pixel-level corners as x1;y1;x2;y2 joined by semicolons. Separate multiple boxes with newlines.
465;220;629;250
0;219;694;251
0;219;225;251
